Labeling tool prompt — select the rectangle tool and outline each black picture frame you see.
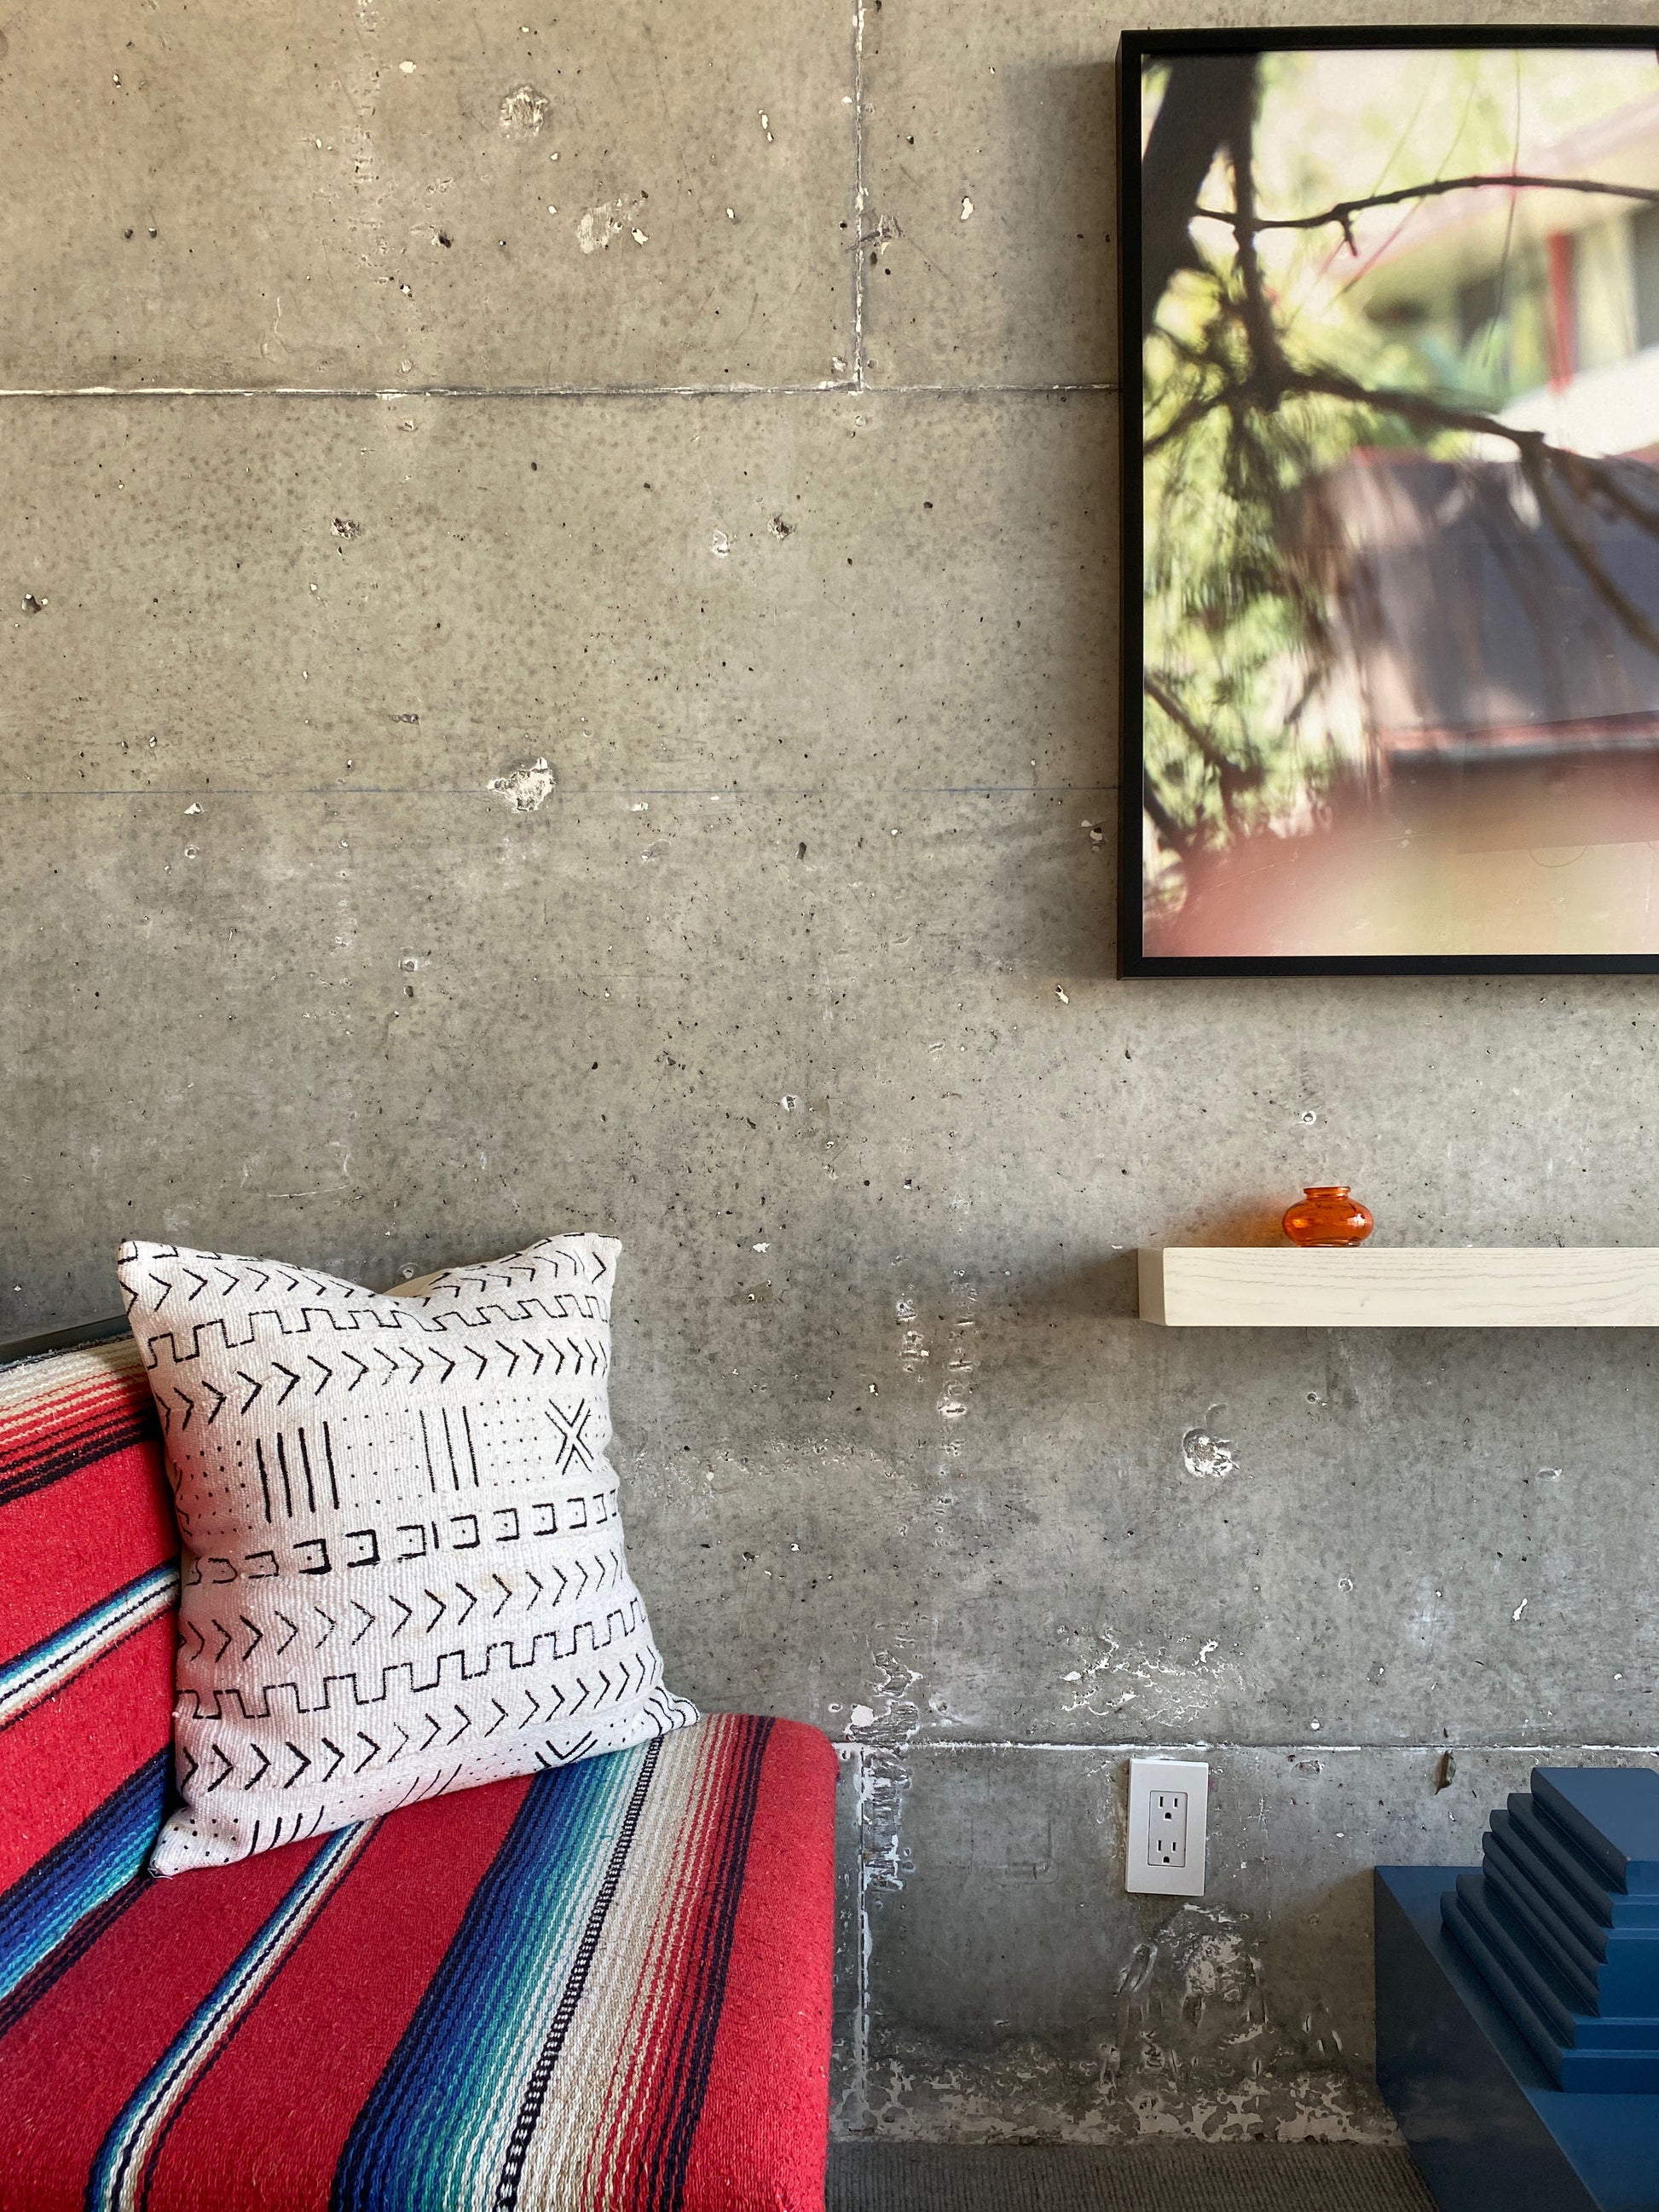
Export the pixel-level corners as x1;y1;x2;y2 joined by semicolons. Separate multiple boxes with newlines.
1119;26;1659;977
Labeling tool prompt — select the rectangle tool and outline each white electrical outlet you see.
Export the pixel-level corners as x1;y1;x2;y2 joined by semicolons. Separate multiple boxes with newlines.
1126;1757;1208;1896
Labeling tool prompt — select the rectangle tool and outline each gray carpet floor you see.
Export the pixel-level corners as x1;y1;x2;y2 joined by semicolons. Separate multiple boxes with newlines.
827;2142;1436;2212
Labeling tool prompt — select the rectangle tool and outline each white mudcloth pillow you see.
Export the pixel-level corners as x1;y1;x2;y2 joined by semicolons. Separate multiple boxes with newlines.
116;1234;696;1874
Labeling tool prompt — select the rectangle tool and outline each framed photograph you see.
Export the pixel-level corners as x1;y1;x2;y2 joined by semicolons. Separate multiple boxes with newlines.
1121;29;1659;973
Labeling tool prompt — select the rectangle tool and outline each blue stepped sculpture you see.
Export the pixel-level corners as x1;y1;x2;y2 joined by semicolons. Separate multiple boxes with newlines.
1442;1768;1659;2092
1377;1764;1659;2212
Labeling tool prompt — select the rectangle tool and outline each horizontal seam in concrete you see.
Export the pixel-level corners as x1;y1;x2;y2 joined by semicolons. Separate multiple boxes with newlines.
864;384;1118;398
832;1740;1659;1755
0;381;1121;401
0;783;1120;801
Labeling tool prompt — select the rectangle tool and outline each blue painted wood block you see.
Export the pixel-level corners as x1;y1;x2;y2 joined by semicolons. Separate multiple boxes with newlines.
1482;1842;1659;2016
1449;1771;1659;2074
1442;1881;1659;2090
1501;1799;1659;1930
1376;1865;1659;2212
1535;1770;1659;1894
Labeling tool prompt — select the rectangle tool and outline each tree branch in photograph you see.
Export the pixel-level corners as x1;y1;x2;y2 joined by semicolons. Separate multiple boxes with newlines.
1517;448;1659;664
1215;68;1284;400
1147;344;1659;517
1278;361;1656;505
1139;55;1260;335
1269;365;1659;661
1144;669;1228;771
1277;362;1540;444
1196;172;1659;252
1142;772;1199;860
1142;373;1237;461
1143;668;1269;838
1147;338;1659;693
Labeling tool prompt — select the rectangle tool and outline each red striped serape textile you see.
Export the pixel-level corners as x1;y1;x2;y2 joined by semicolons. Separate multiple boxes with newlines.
0;1342;177;2009
0;1711;835;2212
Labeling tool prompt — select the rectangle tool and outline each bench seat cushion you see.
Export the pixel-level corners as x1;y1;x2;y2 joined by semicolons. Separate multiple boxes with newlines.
0;1712;836;2212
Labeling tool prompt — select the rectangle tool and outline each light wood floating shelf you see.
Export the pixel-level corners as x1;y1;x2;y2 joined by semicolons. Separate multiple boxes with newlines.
1138;1247;1659;1329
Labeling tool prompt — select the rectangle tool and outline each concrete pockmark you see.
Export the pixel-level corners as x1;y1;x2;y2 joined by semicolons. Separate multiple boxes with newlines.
894;1295;928;1375
577;192;650;254
935;1278;978;1423
487;756;557;811
1182;1417;1237;1480
498;83;551;135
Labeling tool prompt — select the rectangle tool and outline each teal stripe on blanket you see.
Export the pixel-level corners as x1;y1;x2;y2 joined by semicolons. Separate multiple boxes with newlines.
332;1742;654;2212
0;1562;178;1729
0;1751;169;2015
88;1822;370;2212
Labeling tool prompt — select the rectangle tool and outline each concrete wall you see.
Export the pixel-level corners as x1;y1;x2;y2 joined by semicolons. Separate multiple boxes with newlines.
5;0;1658;2145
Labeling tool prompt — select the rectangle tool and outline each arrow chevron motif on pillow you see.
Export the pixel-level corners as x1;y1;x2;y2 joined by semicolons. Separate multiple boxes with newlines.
116;1234;696;1876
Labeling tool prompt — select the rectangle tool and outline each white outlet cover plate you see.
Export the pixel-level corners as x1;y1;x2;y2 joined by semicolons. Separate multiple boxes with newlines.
1126;1756;1209;1897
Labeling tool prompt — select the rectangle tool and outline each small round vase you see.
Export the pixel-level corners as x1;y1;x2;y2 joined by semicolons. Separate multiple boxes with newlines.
1282;1186;1374;1248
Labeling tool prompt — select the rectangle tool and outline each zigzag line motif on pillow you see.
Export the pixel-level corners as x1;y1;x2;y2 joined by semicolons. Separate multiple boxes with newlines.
116;1234;697;1875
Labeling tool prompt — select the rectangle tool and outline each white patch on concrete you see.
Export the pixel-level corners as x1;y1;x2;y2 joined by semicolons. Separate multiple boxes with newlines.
1134;1903;1257;2019
1062;1626;1242;1730
487;756;556;811
895;1296;929;1373
960;194;974;220
935;1277;978;1422
846;1741;916;2134
1182;1425;1237;1480
855;1626;935;1748
498;83;550;133
577;192;648;253
710;528;731;558
848;1704;876;1729
862;1747;911;1893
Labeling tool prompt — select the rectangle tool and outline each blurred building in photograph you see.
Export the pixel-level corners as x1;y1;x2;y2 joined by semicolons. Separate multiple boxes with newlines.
1298;88;1659;789
1356;84;1659;458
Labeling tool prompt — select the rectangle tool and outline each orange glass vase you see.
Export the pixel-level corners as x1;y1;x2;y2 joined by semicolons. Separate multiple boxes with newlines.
1282;1186;1373;1248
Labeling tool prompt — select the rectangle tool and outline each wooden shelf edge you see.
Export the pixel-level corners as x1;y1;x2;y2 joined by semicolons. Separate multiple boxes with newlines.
1137;1246;1659;1328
